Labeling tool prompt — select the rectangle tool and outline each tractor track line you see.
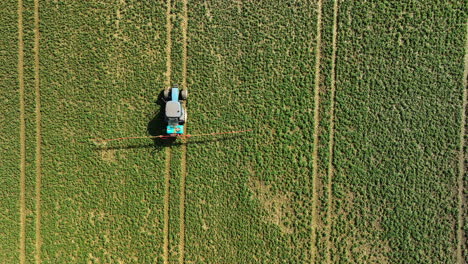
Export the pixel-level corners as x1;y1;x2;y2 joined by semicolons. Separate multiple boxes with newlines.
163;148;171;264
163;0;172;263
457;19;468;264
179;139;187;264
34;0;42;262
325;1;339;263
165;0;172;89
311;0;323;262
17;0;26;263
181;0;188;91
178;0;188;263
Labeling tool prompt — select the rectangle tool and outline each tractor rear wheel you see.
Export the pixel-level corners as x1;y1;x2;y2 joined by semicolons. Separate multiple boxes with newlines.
179;111;187;125
181;89;188;100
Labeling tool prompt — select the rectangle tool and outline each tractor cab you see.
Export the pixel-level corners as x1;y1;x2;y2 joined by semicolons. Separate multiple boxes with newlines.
164;86;187;135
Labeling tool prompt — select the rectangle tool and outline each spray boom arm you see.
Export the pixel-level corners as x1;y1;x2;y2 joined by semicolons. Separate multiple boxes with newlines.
94;129;253;143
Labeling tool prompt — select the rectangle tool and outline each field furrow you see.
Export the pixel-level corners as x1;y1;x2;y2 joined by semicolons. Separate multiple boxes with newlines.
17;0;26;262
311;0;323;262
325;1;339;263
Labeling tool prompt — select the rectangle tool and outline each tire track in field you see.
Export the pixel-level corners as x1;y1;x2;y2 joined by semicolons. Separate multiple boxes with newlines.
17;0;26;262
34;0;42;262
325;1;339;263
165;0;172;89
163;0;173;263
457;20;468;264
163;150;171;264
311;0;323;262
178;0;188;263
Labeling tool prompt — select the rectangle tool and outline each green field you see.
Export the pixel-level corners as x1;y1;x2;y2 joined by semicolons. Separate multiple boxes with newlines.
1;0;467;263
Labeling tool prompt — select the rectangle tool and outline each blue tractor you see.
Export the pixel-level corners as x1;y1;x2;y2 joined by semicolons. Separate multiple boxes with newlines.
163;85;187;136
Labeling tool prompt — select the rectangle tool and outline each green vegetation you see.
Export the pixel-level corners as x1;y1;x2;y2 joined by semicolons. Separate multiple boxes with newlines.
39;1;169;262
0;1;19;262
1;0;466;263
331;1;466;263
186;1;317;262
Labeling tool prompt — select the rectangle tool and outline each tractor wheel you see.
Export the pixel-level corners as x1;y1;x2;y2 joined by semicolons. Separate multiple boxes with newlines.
180;89;188;100
163;89;170;100
179;110;187;125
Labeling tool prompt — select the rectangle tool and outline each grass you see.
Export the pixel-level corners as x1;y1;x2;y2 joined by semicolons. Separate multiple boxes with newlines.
1;0;466;263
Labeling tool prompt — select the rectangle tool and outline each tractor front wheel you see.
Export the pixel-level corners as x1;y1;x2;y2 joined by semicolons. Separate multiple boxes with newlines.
163;89;170;100
181;89;188;100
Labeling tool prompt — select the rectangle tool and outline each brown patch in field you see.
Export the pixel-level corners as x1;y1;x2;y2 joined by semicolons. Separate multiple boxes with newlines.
201;218;209;231
100;148;117;162
91;138;105;146
115;0;125;32
203;0;213;22
249;178;293;234
335;191;391;263
351;230;391;264
233;0;242;14
87;253;100;264
88;211;96;226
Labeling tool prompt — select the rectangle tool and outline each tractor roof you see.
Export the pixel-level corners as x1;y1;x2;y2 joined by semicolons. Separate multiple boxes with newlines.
166;101;182;118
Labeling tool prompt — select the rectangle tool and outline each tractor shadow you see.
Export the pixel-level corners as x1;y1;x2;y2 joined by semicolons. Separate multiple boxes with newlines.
98;136;242;151
93;90;172;154
146;90;177;148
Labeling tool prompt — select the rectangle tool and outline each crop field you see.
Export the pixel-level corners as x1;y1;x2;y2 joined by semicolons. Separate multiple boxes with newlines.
1;0;466;263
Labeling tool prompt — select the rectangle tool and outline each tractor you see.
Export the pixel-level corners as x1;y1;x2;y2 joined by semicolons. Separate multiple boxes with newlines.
163;85;187;136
